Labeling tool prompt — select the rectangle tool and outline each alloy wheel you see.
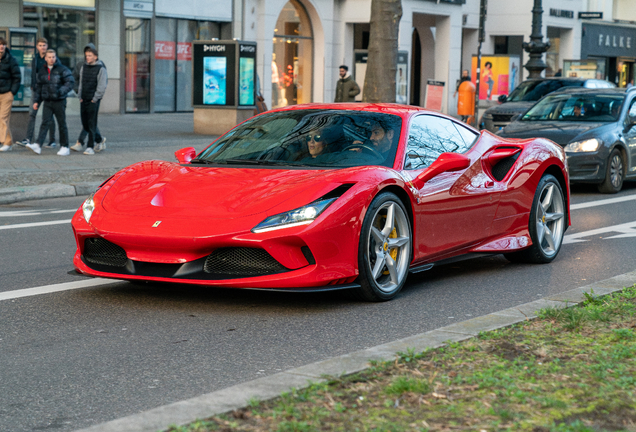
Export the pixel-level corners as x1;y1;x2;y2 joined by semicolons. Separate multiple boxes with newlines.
535;182;565;258
367;201;411;293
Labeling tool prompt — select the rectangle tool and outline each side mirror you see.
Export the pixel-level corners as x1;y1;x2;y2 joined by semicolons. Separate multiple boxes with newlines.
498;94;507;103
412;153;471;189
175;147;196;164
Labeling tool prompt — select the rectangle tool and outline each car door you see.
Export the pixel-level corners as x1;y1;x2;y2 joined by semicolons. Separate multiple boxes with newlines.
404;115;501;261
625;97;636;174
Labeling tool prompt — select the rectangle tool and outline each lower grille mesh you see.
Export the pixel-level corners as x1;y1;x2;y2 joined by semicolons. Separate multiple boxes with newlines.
84;238;128;267
204;247;288;276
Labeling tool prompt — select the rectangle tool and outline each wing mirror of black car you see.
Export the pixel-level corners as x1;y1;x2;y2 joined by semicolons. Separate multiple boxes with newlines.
498;94;507;103
412;153;471;189
175;147;197;163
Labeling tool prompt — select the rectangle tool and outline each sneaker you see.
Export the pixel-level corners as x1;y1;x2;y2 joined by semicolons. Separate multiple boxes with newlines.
57;146;70;156
0;144;12;152
95;137;106;152
15;139;29;147
83;147;95;155
70;142;84;152
44;141;57;148
25;143;42;155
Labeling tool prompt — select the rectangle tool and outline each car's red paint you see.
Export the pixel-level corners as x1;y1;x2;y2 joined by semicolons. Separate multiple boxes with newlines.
72;103;570;291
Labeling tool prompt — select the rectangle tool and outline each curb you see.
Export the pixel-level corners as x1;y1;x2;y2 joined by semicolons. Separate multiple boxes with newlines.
73;270;636;432
0;182;102;205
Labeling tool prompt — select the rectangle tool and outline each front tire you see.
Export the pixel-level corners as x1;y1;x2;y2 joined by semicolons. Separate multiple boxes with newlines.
355;192;412;301
598;148;624;194
504;174;566;264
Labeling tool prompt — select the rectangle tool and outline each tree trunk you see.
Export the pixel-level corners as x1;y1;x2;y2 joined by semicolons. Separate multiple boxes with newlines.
362;0;403;103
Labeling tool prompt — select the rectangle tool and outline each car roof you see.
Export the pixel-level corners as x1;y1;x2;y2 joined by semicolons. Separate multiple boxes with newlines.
522;77;605;83
549;87;627;96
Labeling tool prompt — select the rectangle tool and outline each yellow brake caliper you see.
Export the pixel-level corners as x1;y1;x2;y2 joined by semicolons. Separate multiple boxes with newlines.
383;227;398;275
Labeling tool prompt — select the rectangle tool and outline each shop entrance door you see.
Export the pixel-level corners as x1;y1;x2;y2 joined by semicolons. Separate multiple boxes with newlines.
125;18;151;113
618;58;635;88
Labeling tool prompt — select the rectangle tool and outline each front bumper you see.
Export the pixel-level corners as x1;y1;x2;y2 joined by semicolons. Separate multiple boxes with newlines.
71;200;363;289
566;151;605;183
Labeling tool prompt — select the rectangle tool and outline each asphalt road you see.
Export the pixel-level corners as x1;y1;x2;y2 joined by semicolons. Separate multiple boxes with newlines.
2;183;636;432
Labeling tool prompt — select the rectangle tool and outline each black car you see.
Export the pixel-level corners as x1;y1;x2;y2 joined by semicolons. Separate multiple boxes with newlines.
480;78;615;133
499;87;636;193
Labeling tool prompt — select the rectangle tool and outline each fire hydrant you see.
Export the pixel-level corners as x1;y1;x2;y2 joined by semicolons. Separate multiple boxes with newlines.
457;80;476;123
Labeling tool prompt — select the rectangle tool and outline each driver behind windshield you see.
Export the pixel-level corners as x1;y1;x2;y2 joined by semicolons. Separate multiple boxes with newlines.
349;121;396;159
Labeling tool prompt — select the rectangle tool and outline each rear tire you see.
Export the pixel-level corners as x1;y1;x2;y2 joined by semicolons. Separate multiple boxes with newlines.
597;148;624;194
354;192;412;301
504;174;566;264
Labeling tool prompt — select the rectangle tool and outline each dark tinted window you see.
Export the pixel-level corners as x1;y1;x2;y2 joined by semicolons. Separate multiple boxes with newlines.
405;115;474;169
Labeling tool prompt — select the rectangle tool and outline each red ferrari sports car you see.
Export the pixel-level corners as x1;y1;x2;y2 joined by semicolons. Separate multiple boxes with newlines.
72;103;570;301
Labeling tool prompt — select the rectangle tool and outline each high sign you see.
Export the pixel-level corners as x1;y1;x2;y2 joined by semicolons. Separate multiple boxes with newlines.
192;40;257;108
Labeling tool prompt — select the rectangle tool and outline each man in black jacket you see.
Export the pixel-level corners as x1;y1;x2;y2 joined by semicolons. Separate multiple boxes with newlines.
26;49;74;156
16;37;56;148
0;37;22;152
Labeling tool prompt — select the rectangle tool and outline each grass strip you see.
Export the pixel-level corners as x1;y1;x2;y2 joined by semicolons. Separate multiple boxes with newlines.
167;286;636;432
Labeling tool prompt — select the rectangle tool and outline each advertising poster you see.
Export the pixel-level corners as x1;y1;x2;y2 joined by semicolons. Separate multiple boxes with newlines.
155;41;175;60
203;57;227;105
471;55;520;100
239;57;255;105
424;80;445;111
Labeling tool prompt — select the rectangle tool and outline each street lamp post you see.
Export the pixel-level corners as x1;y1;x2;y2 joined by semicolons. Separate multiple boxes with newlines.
523;0;550;78
474;0;487;128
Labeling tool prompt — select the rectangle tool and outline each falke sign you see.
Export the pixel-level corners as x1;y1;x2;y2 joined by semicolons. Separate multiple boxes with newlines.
155;41;175;60
582;23;636;58
177;42;192;61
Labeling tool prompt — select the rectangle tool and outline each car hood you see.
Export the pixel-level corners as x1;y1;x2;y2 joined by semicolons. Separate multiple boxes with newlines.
499;121;607;145
484;101;534;116
102;161;347;219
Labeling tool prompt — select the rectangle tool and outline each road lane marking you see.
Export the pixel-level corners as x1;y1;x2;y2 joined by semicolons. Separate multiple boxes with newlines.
571;193;636;210
0;209;76;217
0;278;122;302
564;220;636;244
0;219;72;230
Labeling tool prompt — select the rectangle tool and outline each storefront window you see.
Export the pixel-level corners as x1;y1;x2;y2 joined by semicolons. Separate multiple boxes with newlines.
272;0;313;109
125;18;151;113
154;19;222;112
23;6;95;71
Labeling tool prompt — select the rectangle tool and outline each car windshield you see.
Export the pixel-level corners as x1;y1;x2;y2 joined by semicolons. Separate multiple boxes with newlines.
195;109;403;168
521;93;624;122
507;80;582;102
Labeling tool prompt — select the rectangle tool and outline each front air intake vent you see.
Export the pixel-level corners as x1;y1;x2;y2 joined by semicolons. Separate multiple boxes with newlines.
84;238;128;267
491;152;520;181
204;247;289;277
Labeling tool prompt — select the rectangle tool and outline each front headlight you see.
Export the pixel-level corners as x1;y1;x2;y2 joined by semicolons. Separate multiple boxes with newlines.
564;138;601;153
82;194;95;223
252;198;337;233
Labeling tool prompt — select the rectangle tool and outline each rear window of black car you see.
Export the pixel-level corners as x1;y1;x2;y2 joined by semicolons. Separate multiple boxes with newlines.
507;80;583;102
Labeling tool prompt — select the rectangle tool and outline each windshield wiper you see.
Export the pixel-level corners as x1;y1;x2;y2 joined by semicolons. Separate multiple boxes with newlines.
223;159;301;166
189;158;214;164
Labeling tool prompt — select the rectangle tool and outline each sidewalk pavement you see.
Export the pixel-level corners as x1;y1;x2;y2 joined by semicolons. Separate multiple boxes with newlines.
74;270;636;432
0;112;219;204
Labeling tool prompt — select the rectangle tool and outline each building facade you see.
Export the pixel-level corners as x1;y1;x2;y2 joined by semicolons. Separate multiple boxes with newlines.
1;0;634;116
